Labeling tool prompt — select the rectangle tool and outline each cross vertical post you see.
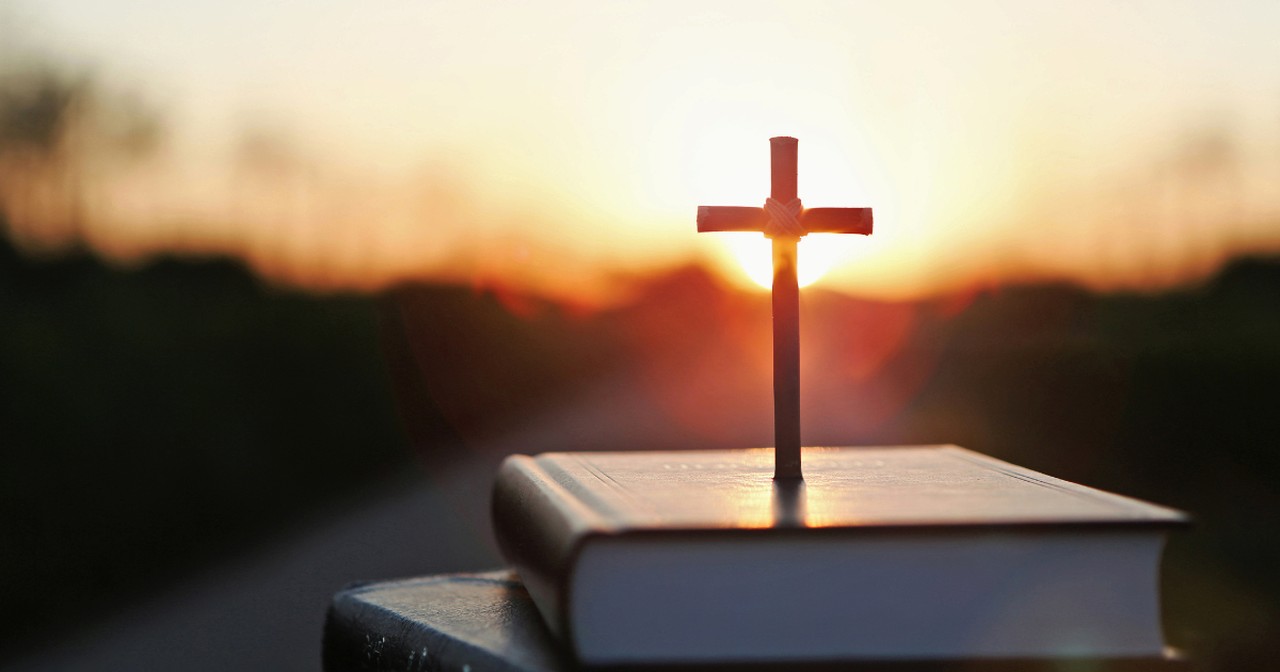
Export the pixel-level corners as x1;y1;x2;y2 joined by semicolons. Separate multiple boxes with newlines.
696;137;872;481
770;137;802;480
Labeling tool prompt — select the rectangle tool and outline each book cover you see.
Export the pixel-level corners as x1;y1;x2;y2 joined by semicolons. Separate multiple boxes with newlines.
323;571;569;672
491;445;1187;667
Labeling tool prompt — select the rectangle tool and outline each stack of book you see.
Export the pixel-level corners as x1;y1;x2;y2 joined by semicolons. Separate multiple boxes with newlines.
324;445;1187;671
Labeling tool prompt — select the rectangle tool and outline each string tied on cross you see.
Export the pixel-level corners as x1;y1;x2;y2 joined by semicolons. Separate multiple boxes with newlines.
762;197;805;239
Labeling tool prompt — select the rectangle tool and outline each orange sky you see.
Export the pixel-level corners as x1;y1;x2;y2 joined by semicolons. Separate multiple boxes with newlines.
3;1;1280;301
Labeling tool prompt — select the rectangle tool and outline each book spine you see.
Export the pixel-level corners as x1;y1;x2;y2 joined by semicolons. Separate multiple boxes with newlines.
491;454;605;644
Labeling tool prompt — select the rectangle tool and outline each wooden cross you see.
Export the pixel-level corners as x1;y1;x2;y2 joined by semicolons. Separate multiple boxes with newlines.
697;137;872;480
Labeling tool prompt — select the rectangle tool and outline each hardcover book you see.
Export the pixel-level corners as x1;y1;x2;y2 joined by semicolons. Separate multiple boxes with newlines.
491;445;1188;668
323;570;1188;672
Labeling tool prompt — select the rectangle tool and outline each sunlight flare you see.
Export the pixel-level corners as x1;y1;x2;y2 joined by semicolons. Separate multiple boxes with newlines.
723;234;861;290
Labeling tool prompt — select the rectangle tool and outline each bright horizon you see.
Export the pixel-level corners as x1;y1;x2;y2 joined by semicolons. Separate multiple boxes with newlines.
3;0;1280;301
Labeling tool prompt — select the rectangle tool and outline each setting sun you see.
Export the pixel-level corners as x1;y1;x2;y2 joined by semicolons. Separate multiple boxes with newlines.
723;234;865;290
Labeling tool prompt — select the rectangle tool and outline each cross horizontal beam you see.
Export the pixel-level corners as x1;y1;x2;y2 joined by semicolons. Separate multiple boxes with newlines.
696;206;873;236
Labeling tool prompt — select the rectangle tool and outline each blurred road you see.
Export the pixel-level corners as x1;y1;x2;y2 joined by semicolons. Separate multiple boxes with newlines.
2;458;502;672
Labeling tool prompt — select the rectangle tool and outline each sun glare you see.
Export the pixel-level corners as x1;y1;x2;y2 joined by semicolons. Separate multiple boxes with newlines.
724;234;858;290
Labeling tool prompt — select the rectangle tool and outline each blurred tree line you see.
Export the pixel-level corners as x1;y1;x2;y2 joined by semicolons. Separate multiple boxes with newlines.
0;47;163;255
0;234;411;658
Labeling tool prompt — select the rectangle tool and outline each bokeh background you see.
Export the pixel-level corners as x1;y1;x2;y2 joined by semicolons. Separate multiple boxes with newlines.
2;1;1279;670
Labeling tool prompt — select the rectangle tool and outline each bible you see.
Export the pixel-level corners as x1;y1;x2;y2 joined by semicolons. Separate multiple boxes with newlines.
491;445;1187;668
